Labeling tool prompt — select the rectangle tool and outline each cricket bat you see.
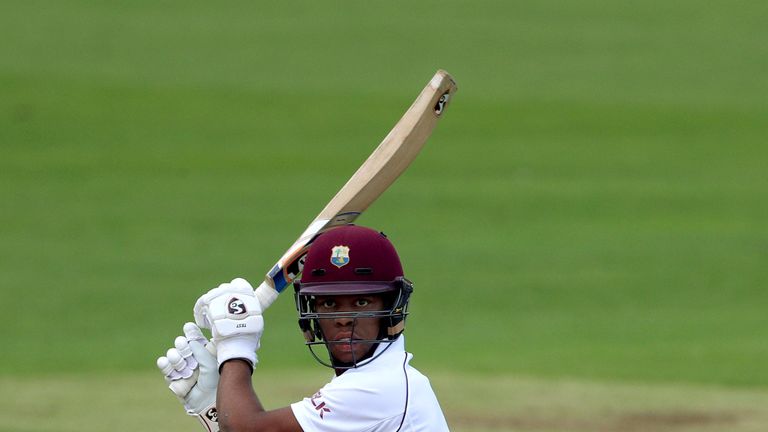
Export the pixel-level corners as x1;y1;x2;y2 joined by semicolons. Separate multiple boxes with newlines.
254;69;458;310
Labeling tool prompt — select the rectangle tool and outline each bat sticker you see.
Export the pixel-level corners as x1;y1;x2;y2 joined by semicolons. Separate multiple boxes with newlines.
434;91;450;116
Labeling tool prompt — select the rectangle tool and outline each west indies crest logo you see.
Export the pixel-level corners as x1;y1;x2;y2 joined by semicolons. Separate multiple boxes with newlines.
330;245;350;268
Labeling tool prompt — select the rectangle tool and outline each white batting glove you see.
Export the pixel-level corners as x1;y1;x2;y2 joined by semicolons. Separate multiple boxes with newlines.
157;323;220;431
193;278;264;369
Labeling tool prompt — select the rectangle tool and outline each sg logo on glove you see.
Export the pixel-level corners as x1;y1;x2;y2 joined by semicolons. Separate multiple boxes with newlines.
206;407;219;423
228;297;247;316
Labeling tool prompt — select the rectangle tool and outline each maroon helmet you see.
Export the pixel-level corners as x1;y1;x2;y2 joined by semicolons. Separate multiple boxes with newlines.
299;224;405;293
293;225;413;368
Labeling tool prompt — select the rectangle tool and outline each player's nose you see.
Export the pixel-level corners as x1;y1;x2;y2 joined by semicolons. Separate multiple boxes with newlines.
334;315;353;327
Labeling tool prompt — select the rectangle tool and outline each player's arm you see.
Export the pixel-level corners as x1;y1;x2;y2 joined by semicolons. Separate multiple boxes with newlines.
193;278;302;432
217;359;302;432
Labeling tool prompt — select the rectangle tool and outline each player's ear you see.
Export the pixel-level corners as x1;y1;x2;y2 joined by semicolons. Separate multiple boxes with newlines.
386;277;413;338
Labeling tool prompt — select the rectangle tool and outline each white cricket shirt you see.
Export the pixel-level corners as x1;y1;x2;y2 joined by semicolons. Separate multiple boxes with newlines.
290;336;449;431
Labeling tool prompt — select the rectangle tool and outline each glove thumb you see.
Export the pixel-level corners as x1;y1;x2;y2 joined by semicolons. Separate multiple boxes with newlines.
186;323;218;382
183;322;208;342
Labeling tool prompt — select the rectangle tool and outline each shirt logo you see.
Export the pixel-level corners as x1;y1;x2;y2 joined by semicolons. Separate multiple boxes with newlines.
330;246;350;268
310;392;331;419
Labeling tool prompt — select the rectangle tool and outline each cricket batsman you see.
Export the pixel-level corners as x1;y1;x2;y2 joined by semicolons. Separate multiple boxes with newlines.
157;225;450;431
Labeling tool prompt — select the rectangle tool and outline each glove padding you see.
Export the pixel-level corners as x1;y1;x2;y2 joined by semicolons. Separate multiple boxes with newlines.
157;322;219;431
193;278;264;369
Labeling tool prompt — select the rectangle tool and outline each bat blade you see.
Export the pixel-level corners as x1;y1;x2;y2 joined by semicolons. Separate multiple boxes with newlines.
254;70;458;310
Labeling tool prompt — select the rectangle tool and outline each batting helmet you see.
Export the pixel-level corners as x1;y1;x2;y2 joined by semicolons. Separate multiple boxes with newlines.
293;225;413;368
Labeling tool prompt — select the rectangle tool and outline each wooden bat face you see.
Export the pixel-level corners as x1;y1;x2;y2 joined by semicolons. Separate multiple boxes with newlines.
254;70;458;310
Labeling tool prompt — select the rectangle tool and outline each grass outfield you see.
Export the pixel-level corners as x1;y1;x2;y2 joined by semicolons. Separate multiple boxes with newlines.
2;370;768;432
1;1;767;429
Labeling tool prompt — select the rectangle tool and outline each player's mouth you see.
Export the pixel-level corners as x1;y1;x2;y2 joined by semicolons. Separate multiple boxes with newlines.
330;332;354;341
330;335;364;353
335;338;353;353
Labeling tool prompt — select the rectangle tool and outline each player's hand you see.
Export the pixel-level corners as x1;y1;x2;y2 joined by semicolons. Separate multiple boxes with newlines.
157;322;220;431
193;277;264;369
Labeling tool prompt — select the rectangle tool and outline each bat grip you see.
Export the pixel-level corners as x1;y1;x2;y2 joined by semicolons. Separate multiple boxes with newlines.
254;280;279;310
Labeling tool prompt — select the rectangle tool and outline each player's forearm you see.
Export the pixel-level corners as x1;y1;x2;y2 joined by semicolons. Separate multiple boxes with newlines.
217;359;265;432
217;360;302;432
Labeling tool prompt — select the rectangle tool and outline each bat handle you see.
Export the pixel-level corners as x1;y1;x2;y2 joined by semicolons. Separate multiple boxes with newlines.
254;280;279;310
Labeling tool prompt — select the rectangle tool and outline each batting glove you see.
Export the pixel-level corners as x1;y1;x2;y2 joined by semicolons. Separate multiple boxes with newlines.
193;278;264;369
157;322;220;432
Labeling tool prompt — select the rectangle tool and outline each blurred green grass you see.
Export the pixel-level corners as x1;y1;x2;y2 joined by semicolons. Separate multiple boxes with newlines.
1;0;767;397
2;371;768;432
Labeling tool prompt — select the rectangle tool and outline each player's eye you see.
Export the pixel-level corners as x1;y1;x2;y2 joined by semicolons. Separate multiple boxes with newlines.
320;299;336;309
355;298;371;307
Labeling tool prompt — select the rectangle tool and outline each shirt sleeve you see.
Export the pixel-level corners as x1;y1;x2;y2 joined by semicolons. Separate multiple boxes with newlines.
290;380;404;432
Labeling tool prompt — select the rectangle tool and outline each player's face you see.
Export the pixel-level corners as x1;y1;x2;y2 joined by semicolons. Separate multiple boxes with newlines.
314;294;385;365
